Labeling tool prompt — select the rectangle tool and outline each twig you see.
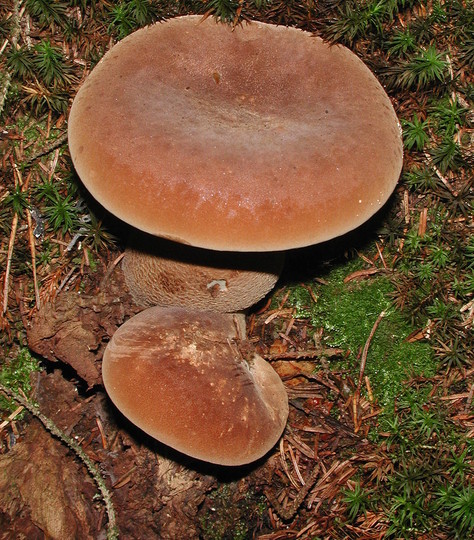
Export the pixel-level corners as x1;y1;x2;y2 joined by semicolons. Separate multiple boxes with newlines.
357;311;386;395
265;347;344;361
265;463;320;521
0;405;24;432
375;242;387;270
353;311;386;431
465;383;474;415
99;252;125;289
2;212;18;314
264;308;295;324
24;132;68;165
403;189;410;224
26;207;41;309
0;383;119;540
344;267;380;283
0;72;12;117
424;151;459;196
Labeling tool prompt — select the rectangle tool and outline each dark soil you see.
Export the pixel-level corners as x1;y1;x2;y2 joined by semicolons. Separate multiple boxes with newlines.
0;260;370;539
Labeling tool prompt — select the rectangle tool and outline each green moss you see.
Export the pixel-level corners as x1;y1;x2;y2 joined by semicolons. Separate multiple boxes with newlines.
200;484;266;540
6;115;64;158
286;260;435;414
0;348;42;413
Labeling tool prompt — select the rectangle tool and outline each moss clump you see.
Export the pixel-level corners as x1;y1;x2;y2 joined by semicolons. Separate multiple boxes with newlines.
0;348;42;413
286;260;435;414
200;483;266;540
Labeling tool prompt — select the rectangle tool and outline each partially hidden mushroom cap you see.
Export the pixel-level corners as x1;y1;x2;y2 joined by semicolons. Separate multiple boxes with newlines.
102;306;289;466
122;234;285;311
68;15;403;252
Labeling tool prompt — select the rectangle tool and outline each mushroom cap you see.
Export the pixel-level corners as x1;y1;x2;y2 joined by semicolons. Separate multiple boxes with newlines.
122;234;285;311
102;306;289;465
69;15;403;252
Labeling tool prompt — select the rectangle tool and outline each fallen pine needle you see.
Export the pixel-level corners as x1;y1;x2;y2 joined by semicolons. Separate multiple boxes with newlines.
344;267;379;283
288;443;305;486
2;213;18;314
464;383;474;414
358;311;386;395
0;405;24;432
26;207;41;309
265;463;320;521
353;311;386;432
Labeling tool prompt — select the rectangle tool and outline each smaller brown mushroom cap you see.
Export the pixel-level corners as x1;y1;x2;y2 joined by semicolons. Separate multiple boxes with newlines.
102;306;289;465
122;234;285;311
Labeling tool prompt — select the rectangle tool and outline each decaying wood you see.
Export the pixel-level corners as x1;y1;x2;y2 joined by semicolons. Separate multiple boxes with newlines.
26;268;137;387
0;421;98;539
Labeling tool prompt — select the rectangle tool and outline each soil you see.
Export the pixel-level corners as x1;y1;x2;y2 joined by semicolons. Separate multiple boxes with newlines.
0;259;370;539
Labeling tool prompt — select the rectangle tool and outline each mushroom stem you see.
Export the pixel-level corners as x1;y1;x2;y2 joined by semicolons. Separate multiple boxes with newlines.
122;230;285;312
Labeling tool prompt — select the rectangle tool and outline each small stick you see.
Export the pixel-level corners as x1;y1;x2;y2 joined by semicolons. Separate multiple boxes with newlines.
265;463;320;521
96;417;108;450
99;253;125;289
375;242;387;270
278;290;291;309
24;132;68;165
26;207;41;309
0;0;20;115
284;317;295;336
0;37;8;55
403;190;410;224
353;311;386;431
424;151;458;196
0;405;24;432
3;161;31;313
264;308;294;325
48;147;61;180
301;283;318;303
365;375;374;403
2;212;18;314
0;382;119;540
357;311;386;395
296;519;318;538
57;267;76;294
358;252;375;266
465;383;474;414
112;465;137;489
418;207;428;237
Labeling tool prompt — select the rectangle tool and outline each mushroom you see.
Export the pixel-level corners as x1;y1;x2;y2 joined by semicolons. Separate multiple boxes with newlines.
102;306;289;466
69;16;403;465
68;15;403;310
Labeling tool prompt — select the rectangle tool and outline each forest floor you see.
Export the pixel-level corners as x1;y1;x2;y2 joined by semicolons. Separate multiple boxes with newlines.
0;1;472;539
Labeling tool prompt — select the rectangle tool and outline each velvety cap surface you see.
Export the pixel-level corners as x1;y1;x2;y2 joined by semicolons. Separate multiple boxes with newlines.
69;15;403;251
102;307;289;465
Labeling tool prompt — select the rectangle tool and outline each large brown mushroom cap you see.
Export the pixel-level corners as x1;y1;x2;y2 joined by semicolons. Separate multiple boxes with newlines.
68;15;403;252
102;306;289;465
